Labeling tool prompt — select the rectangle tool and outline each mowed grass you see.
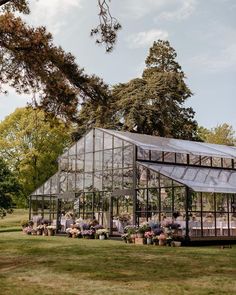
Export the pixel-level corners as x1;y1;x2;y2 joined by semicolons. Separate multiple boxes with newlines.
0;209;28;231
0;233;235;295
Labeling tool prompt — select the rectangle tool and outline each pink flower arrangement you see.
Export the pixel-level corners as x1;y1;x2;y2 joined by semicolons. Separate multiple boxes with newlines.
144;231;154;238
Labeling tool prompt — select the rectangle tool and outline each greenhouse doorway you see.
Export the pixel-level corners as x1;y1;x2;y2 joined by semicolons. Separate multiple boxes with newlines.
110;189;135;235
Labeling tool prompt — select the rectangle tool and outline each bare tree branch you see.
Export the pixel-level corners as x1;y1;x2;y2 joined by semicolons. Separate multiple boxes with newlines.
91;0;121;52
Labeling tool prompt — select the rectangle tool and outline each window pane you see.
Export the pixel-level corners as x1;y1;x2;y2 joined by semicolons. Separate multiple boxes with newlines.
137;147;149;160
94;151;103;171
104;132;113;149
113;148;122;169
189;155;200;165
95;129;103;151
77;137;85;154
103;169;113;191
124;145;133;167
164;152;175;163
84;153;93;172
201;156;211;166
85;130;94;153
84;173;93;191
113;169;123;189
123;168;133;189
104;150;112;169
176;153;187;164
151;150;162;162
94;172;103;191
114;136;123;148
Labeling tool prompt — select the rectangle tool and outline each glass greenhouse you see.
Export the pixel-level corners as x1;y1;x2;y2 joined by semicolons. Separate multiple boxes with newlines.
30;128;236;242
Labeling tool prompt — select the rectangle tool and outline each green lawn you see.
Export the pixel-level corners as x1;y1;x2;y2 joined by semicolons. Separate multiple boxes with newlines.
0;209;28;232
0;233;235;295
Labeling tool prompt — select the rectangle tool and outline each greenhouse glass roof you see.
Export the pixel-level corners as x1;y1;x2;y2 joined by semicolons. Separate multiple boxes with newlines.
100;129;236;159
139;162;236;194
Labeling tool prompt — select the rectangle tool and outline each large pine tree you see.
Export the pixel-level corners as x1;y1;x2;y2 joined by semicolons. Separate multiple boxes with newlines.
113;40;198;139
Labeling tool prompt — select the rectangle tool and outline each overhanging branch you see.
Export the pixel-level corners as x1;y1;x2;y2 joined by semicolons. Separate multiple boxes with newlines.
0;0;12;7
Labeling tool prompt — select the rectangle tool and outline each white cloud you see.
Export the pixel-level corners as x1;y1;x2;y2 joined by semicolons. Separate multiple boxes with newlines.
122;0;197;21
190;43;236;72
27;0;83;35
159;0;197;21
126;29;169;48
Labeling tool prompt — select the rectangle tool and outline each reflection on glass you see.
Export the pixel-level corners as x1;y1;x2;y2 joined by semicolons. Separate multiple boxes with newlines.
123;145;133;167
113;148;122;169
113;169;123;189
94;172;103;191
176;153;187;164
189;155;200;165
77;137;85;154
123;168;133;189
84;173;93;191
114;136;123;148
137;147;149;160
164;152;175;163
151;150;162;162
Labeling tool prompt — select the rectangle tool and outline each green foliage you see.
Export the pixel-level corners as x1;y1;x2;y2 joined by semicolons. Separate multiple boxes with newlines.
112;40;198;139
198;124;235;145
0;157;21;217
0;107;72;203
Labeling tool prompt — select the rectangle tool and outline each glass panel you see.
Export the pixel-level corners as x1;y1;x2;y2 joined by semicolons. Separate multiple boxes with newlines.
160;174;172;187
137;147;149;160
222;158;233;168
76;154;84;172
215;194;228;213
148;169;159;188
75;173;83;191
84;173;93;191
60;157;68;171
94;171;103;191
202;193;215;211
104;132;113;149
161;187;172;212
67;173;76;191
176;153;187;164
229;213;236;236
164;152;175;163
114;136;123;148
84;193;93;213
189;214;201;237
77;137;85;154
229;195;236;213
59;172;67;193
190;192;201;212
85;130;94;153
174;187;186;212
84;153;93;172
202;212;215;236
148;188;159;212
151;150;162;162
95;129;103;151
212;157;222;168
189;154;200;165
136;189;147;221
68;143;76;156
201;156;211;166
113;169;123;189
104;150;112;169
123;145;133;167
113;148;122;169
123;168;133;189
103;169;113;191
137;165;148;188
94;151;103;171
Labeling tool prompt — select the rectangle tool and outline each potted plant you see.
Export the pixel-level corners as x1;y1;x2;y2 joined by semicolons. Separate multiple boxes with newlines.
144;231;154;245
96;228;109;240
158;232;166;246
47;225;56;236
136;224;149;238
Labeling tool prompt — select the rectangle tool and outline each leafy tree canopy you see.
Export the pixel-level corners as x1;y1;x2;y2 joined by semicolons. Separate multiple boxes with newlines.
198;124;235;146
112;40;198;139
0;107;72;203
0;157;21;217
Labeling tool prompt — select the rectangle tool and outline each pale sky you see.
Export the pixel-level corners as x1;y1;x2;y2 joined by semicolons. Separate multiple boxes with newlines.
0;0;235;130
